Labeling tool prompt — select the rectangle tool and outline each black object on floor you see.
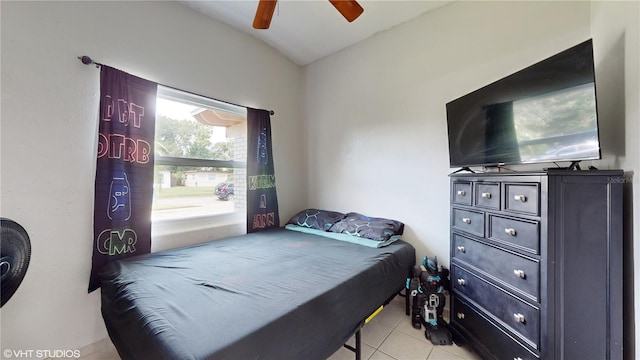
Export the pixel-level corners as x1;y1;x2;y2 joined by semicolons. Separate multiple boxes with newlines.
425;323;453;345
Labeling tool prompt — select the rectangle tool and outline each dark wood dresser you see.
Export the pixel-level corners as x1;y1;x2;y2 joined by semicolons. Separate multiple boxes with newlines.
449;170;623;360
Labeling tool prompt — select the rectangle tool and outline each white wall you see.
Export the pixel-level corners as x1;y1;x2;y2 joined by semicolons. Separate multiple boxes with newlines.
590;1;640;357
0;0;304;353
304;0;638;356
304;0;592;260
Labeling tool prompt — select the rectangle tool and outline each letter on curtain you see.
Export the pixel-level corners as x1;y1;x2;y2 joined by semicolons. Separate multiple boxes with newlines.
88;66;157;292
246;108;279;232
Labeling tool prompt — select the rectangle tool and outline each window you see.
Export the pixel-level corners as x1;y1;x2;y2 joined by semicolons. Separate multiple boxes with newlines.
153;86;247;223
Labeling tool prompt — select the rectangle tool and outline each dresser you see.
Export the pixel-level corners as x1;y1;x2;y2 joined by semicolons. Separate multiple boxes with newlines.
448;171;623;360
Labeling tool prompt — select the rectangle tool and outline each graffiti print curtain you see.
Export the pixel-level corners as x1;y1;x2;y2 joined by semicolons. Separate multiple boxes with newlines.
246;108;279;233
88;66;157;292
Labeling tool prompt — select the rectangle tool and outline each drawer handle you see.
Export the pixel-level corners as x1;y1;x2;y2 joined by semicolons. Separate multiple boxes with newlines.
481;192;492;199
457;312;465;320
514;313;526;323
514;194;527;202
457;246;466;253
462;217;471;224
513;269;526;279
457;278;466;286
505;228;517;236
457;190;466;196
514;358;524;360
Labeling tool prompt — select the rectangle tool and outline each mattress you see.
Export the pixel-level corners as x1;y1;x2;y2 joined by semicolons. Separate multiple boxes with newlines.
100;227;415;360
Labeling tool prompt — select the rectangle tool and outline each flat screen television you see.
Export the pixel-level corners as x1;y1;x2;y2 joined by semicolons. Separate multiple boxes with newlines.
446;39;601;169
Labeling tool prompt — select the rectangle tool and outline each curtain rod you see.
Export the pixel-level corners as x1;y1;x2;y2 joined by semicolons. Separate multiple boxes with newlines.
78;55;275;116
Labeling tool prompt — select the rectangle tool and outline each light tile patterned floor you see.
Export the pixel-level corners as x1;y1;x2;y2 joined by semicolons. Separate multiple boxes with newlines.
327;296;481;360
79;296;480;360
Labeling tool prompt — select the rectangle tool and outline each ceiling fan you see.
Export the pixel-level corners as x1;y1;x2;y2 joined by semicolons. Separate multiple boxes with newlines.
253;0;364;29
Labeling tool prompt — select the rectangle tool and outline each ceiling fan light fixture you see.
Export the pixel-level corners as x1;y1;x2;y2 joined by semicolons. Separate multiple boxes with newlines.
253;0;278;29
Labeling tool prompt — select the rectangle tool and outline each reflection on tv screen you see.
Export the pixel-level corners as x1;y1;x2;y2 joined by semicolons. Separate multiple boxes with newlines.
514;83;599;162
445;39;601;168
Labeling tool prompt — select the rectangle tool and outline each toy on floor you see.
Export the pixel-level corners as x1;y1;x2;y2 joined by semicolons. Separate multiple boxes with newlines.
406;256;453;346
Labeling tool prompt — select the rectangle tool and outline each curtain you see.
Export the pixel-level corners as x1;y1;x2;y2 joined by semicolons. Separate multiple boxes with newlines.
246;108;279;233
88;66;157;292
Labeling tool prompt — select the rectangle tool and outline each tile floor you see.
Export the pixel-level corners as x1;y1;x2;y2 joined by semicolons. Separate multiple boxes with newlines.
326;296;481;360
79;295;481;360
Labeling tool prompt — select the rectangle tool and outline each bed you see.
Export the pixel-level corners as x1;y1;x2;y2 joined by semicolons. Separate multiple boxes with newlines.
100;210;415;360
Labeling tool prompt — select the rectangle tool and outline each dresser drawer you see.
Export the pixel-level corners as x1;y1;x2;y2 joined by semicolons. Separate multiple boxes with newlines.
452;265;540;348
474;182;500;210
488;215;540;254
452;297;539;360
452;234;539;300
505;183;540;215
453;181;472;206
452;208;484;237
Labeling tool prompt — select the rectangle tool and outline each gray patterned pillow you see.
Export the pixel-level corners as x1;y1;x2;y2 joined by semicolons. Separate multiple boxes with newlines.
328;212;404;241
286;209;345;231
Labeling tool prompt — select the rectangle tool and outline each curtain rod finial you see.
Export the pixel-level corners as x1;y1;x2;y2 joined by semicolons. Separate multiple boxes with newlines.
79;55;93;65
78;55;101;68
269;110;275;116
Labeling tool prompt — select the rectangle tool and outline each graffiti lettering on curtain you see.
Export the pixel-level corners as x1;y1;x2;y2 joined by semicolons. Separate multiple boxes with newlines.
88;66;157;292
246;108;279;233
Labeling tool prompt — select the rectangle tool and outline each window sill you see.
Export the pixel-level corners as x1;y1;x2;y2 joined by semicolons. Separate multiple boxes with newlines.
151;212;246;252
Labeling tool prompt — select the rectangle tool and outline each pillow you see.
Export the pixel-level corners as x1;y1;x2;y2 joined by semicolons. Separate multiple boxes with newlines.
286;209;345;231
285;224;401;248
328;212;404;242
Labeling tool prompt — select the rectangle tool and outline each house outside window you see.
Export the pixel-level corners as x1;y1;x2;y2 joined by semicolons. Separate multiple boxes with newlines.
153;86;247;223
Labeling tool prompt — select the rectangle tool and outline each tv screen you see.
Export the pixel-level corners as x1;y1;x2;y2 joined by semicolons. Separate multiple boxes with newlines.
446;39;601;168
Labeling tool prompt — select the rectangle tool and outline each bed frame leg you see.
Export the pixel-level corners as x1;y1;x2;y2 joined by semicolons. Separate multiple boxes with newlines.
405;289;410;315
344;290;406;359
343;327;362;360
355;329;361;360
396;288;410;316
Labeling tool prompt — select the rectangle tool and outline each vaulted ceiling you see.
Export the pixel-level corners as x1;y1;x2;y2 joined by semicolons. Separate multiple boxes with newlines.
180;0;452;66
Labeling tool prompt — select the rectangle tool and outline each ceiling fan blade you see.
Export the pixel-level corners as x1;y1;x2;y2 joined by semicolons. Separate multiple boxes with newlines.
253;0;277;29
328;0;364;23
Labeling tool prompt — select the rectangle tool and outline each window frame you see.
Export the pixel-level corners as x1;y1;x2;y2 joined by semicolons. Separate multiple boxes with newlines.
152;86;248;245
